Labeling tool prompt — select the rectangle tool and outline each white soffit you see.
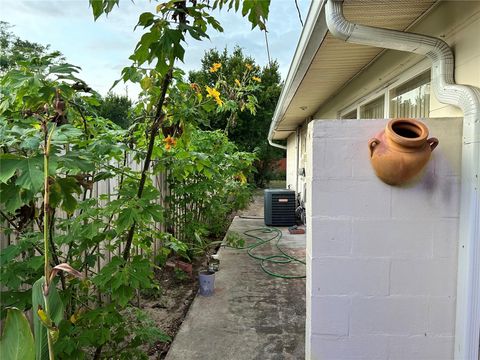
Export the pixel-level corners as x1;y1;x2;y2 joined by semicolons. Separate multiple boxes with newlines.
273;0;437;140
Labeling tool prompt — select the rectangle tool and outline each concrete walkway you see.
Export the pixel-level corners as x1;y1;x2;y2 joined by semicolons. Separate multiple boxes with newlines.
165;195;306;360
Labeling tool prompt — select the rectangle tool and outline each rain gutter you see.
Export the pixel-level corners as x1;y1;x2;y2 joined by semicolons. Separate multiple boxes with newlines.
325;1;480;358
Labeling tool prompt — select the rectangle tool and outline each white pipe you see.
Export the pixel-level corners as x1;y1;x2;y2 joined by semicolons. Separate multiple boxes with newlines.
325;1;480;359
268;138;287;150
295;127;300;192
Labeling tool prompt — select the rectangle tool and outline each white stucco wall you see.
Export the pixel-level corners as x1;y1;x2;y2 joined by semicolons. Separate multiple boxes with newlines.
305;117;462;360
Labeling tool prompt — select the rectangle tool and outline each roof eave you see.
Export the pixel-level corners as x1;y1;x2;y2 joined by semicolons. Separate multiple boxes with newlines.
269;0;328;141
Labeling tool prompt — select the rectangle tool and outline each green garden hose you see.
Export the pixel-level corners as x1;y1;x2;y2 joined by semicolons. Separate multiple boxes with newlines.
226;227;306;279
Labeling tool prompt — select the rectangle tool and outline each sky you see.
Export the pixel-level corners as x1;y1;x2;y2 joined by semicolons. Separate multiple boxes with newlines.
0;0;310;99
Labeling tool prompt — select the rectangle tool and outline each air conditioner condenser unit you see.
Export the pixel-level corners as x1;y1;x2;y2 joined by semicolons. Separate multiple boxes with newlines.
264;189;296;227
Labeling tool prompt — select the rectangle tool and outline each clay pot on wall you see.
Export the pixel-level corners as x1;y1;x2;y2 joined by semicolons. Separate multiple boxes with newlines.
368;118;439;186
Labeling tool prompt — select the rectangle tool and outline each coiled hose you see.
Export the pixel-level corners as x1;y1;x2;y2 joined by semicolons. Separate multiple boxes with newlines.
226;227;306;279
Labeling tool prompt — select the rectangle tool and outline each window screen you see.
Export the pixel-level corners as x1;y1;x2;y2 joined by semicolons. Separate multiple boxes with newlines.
360;96;385;119
389;71;430;118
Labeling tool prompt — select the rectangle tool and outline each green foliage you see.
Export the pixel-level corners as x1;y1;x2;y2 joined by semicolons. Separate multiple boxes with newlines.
225;231;246;248
0;308;35;360
97;92;132;128
0;49;164;358
161;129;254;244
0;21;64;73
93;256;153;307
189;47;284;187
55;305;170;360
1;1;273;358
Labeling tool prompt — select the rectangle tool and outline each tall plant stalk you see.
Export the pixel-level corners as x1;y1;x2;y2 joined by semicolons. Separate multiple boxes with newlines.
43;123;56;360
122;68;173;261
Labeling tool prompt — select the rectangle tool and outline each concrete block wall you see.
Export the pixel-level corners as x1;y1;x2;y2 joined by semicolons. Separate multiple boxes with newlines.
305;118;462;360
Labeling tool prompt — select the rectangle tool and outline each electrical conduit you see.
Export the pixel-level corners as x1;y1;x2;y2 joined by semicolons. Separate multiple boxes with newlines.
325;1;480;358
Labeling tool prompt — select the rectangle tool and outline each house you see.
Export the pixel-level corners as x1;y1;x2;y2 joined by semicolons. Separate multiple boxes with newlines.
268;0;479;359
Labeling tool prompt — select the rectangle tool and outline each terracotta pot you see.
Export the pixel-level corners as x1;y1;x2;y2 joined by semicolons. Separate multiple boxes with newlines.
368;118;438;185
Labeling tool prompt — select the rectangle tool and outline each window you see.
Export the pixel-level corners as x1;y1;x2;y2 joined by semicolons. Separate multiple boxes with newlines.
342;109;357;119
360;96;385;119
335;63;431;120
389;71;430;118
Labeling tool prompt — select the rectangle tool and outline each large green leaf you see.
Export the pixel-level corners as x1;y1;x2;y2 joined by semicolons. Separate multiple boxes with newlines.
0;308;35;360
32;277;64;360
116;207;138;233
49;177;82;214
0;182;22;212
15;156;44;192
0;154;47;193
0;154;22;184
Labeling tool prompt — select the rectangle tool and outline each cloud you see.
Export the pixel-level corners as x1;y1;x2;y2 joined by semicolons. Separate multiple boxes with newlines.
0;0;310;98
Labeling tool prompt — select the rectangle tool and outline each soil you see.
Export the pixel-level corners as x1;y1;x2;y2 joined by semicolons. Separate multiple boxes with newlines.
141;258;204;359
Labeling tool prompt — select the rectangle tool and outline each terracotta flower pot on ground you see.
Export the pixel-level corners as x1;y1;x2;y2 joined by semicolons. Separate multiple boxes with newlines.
368;118;438;186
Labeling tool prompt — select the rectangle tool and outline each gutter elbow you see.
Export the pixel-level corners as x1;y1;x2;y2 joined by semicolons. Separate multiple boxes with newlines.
325;0;353;41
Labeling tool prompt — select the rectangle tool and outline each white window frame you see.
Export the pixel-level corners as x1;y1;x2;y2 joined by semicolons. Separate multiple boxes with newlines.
338;60;431;119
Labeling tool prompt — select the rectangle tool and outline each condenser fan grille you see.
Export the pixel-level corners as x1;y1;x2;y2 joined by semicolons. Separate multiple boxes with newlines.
264;189;296;226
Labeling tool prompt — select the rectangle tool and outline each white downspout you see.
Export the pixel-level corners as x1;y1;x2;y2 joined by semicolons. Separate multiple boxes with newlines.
268;137;287;150
325;1;480;359
295;127;301;192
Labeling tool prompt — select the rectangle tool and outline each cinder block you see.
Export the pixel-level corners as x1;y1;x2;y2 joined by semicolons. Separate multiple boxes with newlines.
320;138;354;179
427;297;456;335
310;334;389;360
350;296;428;335
310;179;391;219
351;139;379;180
390;259;457;296
433;139;462;176
311;258;390;296
311;296;350;336
309;217;352;256
388;334;454;359
351;219;433;258
433;218;459;258
391;176;460;219
309;138;327;181
310;119;386;140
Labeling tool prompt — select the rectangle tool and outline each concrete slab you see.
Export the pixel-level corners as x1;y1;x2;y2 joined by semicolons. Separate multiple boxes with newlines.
165;213;306;360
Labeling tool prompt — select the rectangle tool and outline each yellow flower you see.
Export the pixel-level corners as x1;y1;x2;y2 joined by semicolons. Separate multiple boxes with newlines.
245;63;253;70
252;76;261;83
209;63;222;73
206;86;223;106
234;79;241;87
163;135;177;150
235;172;247;184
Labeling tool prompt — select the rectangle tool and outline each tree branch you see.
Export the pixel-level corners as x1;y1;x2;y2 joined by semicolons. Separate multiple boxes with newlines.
122;68;173;261
0;209;20;232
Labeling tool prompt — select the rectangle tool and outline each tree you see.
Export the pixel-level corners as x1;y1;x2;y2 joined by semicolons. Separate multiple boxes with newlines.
0;21;64;73
189;47;284;186
97;92;133;128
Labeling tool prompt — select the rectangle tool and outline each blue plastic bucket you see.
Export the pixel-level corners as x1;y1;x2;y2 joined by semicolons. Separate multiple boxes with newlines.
198;270;215;296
